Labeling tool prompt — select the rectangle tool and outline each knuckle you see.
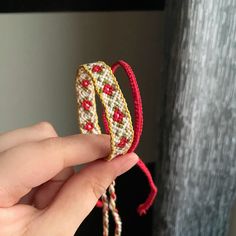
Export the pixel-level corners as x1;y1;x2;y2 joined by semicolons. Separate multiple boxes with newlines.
91;179;107;200
36;121;57;137
42;136;62;149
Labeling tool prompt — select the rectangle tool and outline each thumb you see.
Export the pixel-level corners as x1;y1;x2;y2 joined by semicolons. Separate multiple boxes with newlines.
32;153;138;236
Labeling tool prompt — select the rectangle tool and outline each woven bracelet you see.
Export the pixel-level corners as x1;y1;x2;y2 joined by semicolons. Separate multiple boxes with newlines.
76;61;134;160
75;60;157;236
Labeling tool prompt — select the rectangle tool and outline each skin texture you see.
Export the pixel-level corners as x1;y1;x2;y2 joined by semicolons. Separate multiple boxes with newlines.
0;122;138;236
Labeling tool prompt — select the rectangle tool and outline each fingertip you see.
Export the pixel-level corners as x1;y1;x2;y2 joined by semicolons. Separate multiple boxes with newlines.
124;152;139;162
112;152;139;177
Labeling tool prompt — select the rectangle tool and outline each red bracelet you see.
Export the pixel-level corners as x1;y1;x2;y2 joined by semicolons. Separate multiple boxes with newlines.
111;60;157;216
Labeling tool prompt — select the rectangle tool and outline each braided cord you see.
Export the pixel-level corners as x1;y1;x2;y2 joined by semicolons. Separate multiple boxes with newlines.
101;193;109;236
108;181;122;236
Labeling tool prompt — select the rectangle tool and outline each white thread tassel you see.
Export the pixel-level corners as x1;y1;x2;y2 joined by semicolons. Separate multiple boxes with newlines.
101;181;122;236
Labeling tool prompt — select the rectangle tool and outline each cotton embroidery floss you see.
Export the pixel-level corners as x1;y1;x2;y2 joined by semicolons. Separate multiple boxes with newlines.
75;60;157;236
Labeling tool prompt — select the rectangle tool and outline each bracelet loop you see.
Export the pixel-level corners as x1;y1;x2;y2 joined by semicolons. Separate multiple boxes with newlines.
75;61;134;160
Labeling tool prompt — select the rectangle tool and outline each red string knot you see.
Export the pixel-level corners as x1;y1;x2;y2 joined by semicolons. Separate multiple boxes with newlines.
113;108;124;123
82;100;92;111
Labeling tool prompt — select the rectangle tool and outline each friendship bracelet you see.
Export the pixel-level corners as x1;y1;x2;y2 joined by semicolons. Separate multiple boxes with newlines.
75;60;157;236
75;61;134;160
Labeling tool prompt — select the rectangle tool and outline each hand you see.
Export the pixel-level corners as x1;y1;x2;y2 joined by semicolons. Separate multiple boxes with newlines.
0;122;138;236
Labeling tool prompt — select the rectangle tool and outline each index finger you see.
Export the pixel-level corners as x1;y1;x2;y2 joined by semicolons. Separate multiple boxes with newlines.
0;134;110;207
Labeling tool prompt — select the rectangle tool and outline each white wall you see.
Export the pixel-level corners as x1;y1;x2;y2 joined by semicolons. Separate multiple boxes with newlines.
0;12;164;162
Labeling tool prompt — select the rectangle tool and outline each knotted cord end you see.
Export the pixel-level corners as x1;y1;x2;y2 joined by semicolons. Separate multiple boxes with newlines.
136;159;157;215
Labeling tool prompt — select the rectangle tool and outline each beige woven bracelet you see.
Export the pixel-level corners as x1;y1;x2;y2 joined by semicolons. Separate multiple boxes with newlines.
75;61;134;160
